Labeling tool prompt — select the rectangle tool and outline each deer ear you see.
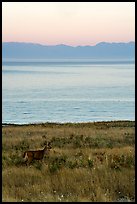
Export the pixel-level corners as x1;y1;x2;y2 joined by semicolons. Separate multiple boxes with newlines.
43;141;48;146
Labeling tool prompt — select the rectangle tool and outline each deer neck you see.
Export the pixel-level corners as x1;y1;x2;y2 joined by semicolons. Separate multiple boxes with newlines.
44;146;48;152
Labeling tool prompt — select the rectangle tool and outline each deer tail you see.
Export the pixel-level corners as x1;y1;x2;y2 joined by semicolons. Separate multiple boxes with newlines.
23;152;26;158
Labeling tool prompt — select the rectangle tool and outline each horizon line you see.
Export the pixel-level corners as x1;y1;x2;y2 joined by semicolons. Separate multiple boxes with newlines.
2;41;135;47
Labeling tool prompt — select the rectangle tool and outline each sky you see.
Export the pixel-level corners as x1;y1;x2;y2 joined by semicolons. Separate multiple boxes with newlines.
2;2;135;46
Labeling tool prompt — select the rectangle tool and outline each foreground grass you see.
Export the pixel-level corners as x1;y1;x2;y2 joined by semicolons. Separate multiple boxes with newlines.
2;121;135;202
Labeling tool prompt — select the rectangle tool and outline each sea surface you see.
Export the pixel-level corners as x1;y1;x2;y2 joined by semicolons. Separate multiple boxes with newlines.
2;60;135;124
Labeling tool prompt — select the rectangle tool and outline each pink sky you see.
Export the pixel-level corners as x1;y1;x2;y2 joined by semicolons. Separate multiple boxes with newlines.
2;2;135;46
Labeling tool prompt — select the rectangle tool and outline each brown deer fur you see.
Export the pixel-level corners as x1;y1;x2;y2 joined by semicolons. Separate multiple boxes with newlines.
23;142;51;164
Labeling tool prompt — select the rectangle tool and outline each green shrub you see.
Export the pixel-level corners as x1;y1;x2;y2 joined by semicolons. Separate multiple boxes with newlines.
88;159;94;168
10;154;23;166
73;135;83;148
14;140;30;151
33;161;43;170
67;160;78;169
49;162;60;173
49;155;67;173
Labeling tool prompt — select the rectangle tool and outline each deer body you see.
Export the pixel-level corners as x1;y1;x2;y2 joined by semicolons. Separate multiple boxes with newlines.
23;142;51;164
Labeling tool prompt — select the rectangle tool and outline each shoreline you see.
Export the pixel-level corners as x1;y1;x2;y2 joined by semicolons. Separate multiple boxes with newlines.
2;120;135;128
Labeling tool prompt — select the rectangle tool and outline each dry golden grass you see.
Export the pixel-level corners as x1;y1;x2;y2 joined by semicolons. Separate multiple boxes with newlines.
2;121;135;202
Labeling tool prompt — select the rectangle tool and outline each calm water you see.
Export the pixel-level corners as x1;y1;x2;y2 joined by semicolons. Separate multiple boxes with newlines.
2;61;135;124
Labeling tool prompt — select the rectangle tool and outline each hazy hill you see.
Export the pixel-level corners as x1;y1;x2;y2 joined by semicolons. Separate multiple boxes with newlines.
2;41;135;60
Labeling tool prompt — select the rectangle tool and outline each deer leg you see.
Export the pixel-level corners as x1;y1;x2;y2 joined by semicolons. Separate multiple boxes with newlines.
28;157;33;165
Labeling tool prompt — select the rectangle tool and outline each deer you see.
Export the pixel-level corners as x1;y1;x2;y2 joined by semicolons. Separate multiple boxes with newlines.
23;141;52;165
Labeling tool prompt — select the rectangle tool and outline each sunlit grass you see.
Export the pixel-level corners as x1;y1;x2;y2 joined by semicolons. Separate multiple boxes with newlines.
2;121;135;202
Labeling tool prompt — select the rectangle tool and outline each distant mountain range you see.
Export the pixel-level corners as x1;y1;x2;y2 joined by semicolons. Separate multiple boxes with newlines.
2;41;135;60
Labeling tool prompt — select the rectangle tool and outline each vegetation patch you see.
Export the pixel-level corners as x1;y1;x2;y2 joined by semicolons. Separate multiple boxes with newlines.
2;121;135;202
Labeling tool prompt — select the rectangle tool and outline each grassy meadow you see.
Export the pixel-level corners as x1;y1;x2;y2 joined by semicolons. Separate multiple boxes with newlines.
2;121;135;202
